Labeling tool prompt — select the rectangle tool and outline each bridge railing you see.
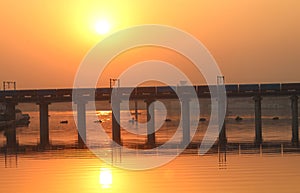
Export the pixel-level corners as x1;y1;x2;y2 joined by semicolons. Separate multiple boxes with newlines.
281;83;300;92
0;83;299;102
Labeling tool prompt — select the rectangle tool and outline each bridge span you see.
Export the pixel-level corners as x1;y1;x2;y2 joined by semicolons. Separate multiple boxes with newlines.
0;83;299;150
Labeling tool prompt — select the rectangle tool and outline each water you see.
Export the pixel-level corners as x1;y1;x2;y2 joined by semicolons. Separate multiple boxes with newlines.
0;96;300;192
1;151;300;193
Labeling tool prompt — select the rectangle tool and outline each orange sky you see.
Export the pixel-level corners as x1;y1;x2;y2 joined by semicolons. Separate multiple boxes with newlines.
0;0;299;89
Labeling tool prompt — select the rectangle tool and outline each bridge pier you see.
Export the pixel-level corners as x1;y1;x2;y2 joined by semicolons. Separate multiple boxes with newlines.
38;102;50;148
218;121;227;145
145;99;155;147
181;98;190;146
254;96;263;145
76;101;87;148
112;99;121;145
291;95;299;145
134;100;138;121
5;103;17;148
218;97;227;145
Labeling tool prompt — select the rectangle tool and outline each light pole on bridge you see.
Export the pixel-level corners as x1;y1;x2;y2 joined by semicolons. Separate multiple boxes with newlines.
3;81;16;91
109;78;120;88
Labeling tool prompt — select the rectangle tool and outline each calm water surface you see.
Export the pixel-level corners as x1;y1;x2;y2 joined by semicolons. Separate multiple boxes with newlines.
0;150;300;193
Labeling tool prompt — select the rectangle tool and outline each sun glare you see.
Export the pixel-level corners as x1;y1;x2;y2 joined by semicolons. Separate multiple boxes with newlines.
95;20;111;35
99;167;113;188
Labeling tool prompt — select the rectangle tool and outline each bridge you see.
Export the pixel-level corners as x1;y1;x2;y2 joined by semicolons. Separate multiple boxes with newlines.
0;82;299;150
0;83;300;102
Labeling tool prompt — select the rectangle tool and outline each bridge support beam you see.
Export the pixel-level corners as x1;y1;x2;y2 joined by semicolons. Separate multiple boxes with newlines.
76;101;87;148
112;99;121;145
134;100;138;121
5;103;17;149
218;100;227;145
181;98;190;146
291;95;299;145
254;96;263;145
218;121;227;145
145;99;155;147
38;102;50;148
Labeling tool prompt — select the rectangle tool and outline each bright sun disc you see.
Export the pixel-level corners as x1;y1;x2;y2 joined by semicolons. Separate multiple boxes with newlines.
95;20;111;35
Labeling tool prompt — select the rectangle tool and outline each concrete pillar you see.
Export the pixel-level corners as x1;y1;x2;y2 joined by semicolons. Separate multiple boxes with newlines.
218;97;227;145
218;121;227;145
216;76;227;145
38;102;50;147
5;103;17;148
134;100;138;121
145;99;155;147
254;96;263;144
291;95;299;145
77;101;87;148
181;98;190;146
112;99;121;145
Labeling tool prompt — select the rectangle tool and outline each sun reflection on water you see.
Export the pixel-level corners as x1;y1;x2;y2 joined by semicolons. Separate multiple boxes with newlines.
99;167;113;189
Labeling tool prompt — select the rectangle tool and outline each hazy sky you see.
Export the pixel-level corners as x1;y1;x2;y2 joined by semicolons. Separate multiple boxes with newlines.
0;0;299;89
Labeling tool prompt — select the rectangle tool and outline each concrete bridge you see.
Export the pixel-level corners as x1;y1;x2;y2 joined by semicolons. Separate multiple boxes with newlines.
0;83;299;149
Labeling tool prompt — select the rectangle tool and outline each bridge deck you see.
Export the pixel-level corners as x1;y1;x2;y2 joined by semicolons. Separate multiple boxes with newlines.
0;83;299;103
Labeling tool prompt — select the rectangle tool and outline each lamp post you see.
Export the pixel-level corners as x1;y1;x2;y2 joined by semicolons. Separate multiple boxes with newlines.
109;78;120;88
3;81;16;91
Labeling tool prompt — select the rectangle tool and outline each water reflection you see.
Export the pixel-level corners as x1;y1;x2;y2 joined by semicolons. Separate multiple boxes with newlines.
0;148;300;193
218;145;227;169
4;151;18;168
99;167;113;189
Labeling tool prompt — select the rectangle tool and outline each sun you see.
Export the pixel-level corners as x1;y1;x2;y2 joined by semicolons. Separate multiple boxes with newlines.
95;20;111;35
